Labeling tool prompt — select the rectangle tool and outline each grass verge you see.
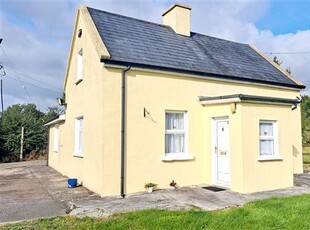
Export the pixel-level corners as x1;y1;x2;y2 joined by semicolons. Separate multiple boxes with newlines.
1;194;310;230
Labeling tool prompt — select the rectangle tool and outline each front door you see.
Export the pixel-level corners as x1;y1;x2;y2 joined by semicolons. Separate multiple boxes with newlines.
214;119;230;186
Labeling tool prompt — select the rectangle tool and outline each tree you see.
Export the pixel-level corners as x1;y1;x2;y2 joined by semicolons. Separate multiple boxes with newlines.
273;56;282;65
301;95;310;143
0;104;62;160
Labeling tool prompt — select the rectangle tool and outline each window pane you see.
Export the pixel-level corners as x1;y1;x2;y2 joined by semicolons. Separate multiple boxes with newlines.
260;123;273;136
260;140;274;155
79;129;83;153
166;113;174;130
165;113;184;130
165;134;185;153
175;113;184;130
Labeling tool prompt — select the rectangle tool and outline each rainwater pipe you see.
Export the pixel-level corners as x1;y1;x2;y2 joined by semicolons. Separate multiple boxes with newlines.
121;66;131;198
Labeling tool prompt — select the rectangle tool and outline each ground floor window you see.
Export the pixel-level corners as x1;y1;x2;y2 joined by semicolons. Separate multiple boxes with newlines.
74;117;83;157
53;125;59;152
165;111;187;154
259;120;278;158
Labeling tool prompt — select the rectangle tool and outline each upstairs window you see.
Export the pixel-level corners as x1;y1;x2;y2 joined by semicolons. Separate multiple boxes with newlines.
165;111;187;154
76;48;83;83
259;120;278;158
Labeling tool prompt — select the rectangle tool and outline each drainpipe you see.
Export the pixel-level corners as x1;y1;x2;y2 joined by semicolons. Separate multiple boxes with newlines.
121;66;131;198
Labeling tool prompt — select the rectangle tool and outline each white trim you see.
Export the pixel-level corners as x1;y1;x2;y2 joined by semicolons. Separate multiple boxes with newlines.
259;120;279;158
200;98;241;105
211;117;231;187
164;111;188;155
161;153;194;161
104;63;301;91
257;156;283;161
200;98;294;106
44;114;66;126
76;48;83;82
53;125;59;152
74;116;84;157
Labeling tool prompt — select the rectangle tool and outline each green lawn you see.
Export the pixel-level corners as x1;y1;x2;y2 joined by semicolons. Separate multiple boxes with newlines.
2;194;310;230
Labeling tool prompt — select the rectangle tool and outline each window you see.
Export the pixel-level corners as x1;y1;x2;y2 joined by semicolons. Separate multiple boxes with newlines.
53;125;59;152
76;49;83;83
165;112;187;154
74;117;83;157
259;120;280;160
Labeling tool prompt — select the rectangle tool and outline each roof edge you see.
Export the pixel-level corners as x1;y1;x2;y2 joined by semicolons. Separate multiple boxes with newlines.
102;59;305;90
44;114;66;127
199;94;300;105
249;44;305;88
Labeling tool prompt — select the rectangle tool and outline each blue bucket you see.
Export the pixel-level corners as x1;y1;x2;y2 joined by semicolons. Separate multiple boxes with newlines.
68;178;77;188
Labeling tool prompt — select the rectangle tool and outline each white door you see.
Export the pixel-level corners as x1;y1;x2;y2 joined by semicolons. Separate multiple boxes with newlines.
214;119;230;186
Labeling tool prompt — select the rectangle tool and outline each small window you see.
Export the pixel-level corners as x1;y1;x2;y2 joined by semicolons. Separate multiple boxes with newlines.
76;49;83;83
53;125;59;152
259;120;278;159
74;117;83;157
165;111;187;154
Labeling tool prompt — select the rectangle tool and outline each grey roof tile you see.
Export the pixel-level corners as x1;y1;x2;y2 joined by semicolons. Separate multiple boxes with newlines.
87;7;304;89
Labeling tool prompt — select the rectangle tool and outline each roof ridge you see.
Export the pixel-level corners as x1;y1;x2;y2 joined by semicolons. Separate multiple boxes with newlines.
87;6;172;30
87;6;248;46
191;32;247;46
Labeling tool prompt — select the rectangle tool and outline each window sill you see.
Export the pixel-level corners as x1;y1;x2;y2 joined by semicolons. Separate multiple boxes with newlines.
161;153;194;162
75;78;83;85
73;153;83;158
257;155;283;161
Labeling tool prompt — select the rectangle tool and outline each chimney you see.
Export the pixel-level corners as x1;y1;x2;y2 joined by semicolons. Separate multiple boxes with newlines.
162;3;191;36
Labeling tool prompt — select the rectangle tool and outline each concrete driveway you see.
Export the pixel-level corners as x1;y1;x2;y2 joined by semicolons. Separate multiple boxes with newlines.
0;161;95;223
0;161;310;223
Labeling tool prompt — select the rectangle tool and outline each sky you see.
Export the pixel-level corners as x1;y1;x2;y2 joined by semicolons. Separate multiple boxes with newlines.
0;0;309;111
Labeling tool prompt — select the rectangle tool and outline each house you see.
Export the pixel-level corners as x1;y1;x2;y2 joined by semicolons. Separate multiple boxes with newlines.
45;4;305;197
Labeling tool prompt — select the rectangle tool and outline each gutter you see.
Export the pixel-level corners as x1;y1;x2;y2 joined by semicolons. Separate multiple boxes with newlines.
102;59;305;90
199;94;301;110
120;66;131;198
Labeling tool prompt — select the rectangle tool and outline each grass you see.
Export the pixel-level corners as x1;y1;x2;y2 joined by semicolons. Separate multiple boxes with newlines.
2;194;310;230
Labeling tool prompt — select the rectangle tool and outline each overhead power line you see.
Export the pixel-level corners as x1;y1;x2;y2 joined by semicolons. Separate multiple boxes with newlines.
0;46;35;104
6;66;63;92
264;51;310;55
5;76;61;94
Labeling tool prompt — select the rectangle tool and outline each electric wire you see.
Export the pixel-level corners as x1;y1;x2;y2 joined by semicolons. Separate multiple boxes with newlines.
0;46;35;104
264;51;310;55
3;65;63;91
0;65;5;125
5;76;60;94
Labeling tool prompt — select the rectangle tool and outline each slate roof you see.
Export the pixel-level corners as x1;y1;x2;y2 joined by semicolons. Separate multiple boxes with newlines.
87;7;304;89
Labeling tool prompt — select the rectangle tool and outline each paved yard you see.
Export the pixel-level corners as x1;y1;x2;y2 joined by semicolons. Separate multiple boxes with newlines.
0;161;310;224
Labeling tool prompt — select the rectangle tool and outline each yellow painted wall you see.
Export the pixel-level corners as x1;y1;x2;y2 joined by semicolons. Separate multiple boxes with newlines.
99;68;302;195
48;6;303;197
48;8;105;195
240;103;295;193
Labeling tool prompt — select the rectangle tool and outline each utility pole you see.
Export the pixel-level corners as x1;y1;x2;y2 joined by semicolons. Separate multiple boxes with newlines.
20;126;24;161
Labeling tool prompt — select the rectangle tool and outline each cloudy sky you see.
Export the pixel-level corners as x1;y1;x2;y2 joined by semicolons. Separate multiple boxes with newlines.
0;0;309;111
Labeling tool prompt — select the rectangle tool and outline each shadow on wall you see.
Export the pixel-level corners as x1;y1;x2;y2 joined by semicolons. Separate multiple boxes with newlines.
293;145;301;157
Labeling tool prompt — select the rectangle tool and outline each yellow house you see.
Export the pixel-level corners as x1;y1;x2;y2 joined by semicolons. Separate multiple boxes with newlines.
45;4;305;197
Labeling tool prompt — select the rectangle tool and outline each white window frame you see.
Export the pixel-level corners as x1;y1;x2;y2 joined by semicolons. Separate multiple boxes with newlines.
161;111;194;161
53;125;59;152
74;117;83;157
76;48;83;84
258;120;282;161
